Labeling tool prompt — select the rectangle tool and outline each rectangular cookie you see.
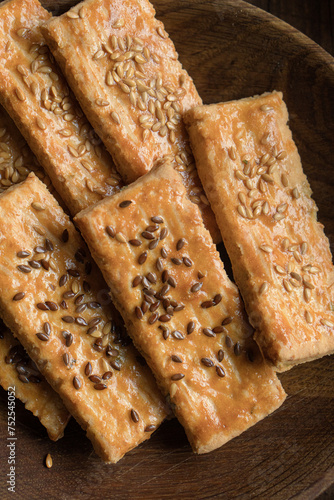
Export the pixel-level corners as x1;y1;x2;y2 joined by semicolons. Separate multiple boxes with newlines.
0;104;45;193
75;163;286;454
0;102;70;440
0;322;70;441
42;0;220;242
184;91;334;371
0;173;167;463
0;0;123;216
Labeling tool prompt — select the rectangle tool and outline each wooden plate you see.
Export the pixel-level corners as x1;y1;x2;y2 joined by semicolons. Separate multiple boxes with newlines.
1;1;333;498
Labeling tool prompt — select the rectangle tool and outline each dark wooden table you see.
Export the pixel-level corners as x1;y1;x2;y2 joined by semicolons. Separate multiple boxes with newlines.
0;1;333;499
247;0;334;56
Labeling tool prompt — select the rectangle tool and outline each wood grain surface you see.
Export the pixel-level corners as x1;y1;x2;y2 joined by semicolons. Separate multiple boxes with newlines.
0;1;333;499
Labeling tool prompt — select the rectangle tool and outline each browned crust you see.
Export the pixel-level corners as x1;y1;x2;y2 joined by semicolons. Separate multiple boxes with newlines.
42;0;220;242
0;324;70;440
0;173;167;463
75;163;286;454
184;91;334;371
0;0;123;216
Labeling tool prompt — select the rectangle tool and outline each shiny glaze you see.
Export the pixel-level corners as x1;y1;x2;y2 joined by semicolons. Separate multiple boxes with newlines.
76;163;285;454
185;92;334;370
44;0;220;242
0;0;123;217
0;174;167;463
0;324;70;440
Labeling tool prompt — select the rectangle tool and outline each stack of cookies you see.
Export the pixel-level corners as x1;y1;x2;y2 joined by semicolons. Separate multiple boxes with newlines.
0;0;332;463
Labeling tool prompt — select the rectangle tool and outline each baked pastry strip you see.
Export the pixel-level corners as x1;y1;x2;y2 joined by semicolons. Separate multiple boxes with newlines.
75;163;286;454
0;103;46;193
0;174;167;463
0;0;122;217
43;0;220;242
0;322;70;441
184;91;334;371
0;102;70;440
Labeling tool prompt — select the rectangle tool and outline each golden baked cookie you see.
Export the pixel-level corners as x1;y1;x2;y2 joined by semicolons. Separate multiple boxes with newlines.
0;173;167;463
0;0;122;216
43;0;220;242
75;163;286;454
0;323;70;441
185;91;334;371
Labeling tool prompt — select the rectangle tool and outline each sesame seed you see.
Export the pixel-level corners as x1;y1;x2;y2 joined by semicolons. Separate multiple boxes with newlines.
292;187;300;199
159;314;171;322
274;265;286;275
113;18;125;28
62;229;69;242
85;361;93;377
142;231;155;240
183;257;193;267
305;310;313;324
131;409;139;423
15;88;25;101
115;232;126;243
171;373;184;381
191;282;203;293
67;10;79;19
304;288;312;303
234;342;242;356
111;111;121;124
148;312;159;324
13;292;25;301
133;275;142;287
221;317;233;326
260;104;273;112
171;355;182;363
45;454;53;469
213;294;222;304
62;316;74;323
260;244;273;253
213;326;224;333
321;319;334;328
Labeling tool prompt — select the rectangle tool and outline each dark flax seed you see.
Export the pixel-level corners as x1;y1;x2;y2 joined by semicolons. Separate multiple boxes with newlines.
73;376;81;390
119;200;132;208
131;409;139;423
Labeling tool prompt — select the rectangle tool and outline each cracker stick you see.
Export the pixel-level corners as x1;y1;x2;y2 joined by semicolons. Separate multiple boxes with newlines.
43;0;220;241
0;0;122;216
0;322;70;441
0;173;167;463
185;91;334;371
75;163;286;454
